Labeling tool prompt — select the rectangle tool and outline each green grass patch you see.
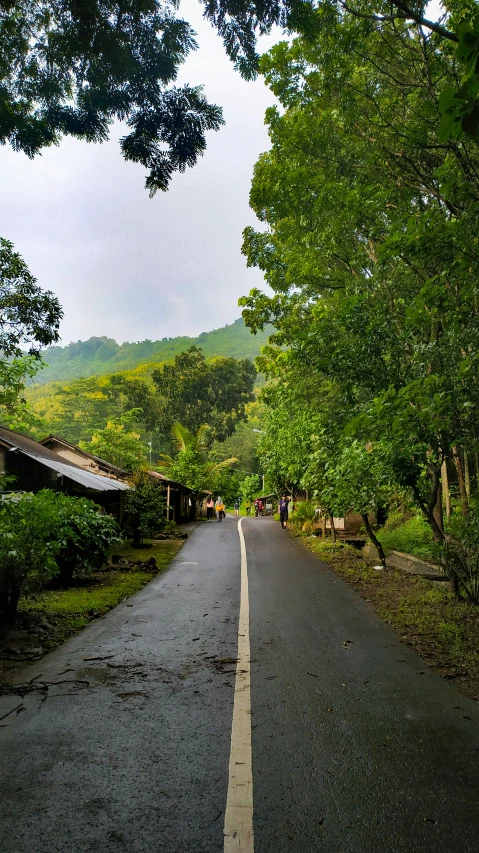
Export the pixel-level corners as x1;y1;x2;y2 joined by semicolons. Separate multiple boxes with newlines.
376;515;436;561
13;539;183;656
21;571;153;619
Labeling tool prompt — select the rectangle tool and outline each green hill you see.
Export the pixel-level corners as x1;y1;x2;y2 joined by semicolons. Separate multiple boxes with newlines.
33;318;272;385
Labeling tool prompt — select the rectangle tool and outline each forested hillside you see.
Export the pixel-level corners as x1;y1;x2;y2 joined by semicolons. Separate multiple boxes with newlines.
34;318;271;385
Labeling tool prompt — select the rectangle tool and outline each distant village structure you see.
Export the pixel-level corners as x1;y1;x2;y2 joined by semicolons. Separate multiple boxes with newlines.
0;426;206;525
0;426;129;520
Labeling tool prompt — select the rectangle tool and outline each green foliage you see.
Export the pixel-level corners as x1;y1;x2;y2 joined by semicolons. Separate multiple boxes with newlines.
152;346;256;441
0;1;224;193
32;318;270;386
159;422;237;492
240;474;261;503
79;415;147;470
290;501;316;527
376;517;436;562
0;239;62;420
125;471;166;545
0;491;120;622
442;504;479;603
240;8;479;559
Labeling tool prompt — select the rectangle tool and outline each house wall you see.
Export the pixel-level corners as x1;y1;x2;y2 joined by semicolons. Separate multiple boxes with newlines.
43;440;101;472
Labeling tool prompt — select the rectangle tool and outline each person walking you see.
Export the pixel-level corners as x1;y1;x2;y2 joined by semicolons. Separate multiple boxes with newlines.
206;496;215;522
278;494;290;530
245;500;251;516
215;495;225;522
234;499;240;517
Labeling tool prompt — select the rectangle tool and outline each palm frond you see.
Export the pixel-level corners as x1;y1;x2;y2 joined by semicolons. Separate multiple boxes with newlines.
157;454;175;469
196;423;211;455
206;457;238;475
171;422;194;452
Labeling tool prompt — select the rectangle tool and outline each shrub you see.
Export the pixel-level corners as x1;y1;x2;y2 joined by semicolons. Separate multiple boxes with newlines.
125;471;166;545
442;506;479;604
291;501;317;528
376;516;436;561
0;491;120;622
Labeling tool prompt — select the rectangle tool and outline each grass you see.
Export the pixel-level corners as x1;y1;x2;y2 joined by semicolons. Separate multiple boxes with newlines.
11;538;183;656
376;515;437;561
297;530;479;701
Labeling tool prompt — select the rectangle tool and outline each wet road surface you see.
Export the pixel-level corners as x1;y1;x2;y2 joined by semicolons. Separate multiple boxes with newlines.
1;516;478;852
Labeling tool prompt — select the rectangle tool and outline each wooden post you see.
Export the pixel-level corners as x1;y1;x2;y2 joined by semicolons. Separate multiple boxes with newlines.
166;484;170;521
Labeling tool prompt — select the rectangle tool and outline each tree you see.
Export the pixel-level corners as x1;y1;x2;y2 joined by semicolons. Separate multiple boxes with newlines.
0;0;225;194
79;414;147;469
240;473;261;503
152;346;256;440
0;238;62;417
125;470;166;545
239;15;479;545
158;421;237;491
0;491;120;622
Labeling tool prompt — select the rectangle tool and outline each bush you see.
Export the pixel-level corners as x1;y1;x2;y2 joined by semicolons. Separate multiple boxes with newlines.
291;501;317;528
376;516;436;561
125;471;166;545
442;506;479;604
0;491;121;622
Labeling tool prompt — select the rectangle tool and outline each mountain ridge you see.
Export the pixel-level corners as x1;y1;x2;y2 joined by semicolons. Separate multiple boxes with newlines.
34;318;271;386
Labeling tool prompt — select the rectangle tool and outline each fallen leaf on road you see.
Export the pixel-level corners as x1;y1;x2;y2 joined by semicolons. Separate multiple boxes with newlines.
83;655;114;661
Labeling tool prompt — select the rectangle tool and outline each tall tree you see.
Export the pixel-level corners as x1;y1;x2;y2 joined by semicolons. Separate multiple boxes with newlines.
240;12;479;541
152;346;256;440
0;238;62;419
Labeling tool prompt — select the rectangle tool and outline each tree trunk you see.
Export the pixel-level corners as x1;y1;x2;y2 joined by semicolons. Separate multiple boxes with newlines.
452;446;469;518
0;579;20;625
321;513;327;539
361;513;386;567
433;478;443;534
441;460;451;524
330;514;336;543
464;452;471;499
412;472;446;543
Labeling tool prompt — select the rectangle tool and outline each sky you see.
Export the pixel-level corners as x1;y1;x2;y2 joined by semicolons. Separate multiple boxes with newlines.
0;2;280;347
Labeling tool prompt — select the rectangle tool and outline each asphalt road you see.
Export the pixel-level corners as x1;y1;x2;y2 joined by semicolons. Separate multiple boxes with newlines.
1;517;478;853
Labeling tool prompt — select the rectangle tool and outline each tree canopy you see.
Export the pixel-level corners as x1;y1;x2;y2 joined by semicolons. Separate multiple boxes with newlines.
239;2;479;563
152;346;256;440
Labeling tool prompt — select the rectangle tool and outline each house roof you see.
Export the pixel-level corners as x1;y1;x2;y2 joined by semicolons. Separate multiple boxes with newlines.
147;470;197;492
0;426;129;492
39;434;127;477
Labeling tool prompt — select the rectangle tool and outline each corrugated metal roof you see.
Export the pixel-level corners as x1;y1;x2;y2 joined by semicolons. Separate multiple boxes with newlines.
20;450;129;492
39;435;127;477
0;426;128;492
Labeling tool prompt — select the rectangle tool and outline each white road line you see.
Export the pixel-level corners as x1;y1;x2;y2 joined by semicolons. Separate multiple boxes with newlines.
223;517;254;852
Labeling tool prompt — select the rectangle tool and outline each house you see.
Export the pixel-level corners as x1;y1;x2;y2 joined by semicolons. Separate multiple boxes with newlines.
39;434;127;481
147;471;203;523
0;426;129;520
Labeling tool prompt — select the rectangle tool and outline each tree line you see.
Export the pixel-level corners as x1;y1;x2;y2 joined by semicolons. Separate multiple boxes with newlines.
239;0;479;600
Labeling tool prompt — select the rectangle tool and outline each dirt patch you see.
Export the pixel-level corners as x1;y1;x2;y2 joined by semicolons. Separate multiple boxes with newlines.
299;533;479;702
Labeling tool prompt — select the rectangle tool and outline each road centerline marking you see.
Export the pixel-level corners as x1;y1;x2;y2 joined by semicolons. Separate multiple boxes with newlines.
224;517;254;852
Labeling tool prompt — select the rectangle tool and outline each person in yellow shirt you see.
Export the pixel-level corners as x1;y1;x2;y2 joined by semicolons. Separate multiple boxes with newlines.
215;496;225;522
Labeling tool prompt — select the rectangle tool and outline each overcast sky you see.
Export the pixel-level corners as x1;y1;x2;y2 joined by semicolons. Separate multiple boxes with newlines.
0;2;279;346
